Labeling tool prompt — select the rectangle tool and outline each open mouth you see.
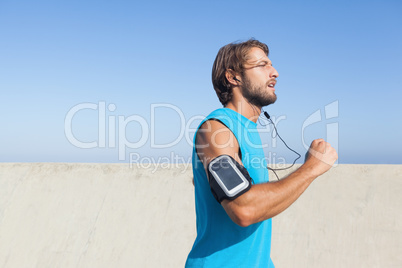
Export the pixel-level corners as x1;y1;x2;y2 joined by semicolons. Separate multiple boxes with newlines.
268;81;276;88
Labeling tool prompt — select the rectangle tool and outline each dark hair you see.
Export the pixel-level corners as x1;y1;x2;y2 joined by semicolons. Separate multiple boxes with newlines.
211;39;269;106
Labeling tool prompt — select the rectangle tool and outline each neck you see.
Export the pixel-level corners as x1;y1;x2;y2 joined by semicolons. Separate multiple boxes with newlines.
225;98;261;123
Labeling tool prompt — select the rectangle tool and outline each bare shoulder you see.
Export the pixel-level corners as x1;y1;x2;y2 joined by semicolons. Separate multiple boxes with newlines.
196;119;241;168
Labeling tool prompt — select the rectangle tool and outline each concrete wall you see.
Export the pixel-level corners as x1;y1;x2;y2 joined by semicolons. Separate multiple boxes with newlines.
0;163;401;267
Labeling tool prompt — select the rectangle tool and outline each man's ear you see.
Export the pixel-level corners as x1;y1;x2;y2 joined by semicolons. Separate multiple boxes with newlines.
225;69;241;86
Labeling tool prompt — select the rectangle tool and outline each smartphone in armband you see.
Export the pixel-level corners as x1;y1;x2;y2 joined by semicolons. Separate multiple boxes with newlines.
208;155;251;199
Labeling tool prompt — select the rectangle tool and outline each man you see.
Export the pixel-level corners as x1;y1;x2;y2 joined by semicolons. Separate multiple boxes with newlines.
185;39;337;267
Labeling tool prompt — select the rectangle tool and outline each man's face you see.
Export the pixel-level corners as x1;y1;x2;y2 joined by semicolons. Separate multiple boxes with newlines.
240;47;279;107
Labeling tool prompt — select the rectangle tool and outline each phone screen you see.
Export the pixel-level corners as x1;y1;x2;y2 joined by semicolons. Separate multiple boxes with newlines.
210;157;244;191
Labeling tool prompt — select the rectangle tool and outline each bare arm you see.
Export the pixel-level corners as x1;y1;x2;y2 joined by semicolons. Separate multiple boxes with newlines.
196;120;338;227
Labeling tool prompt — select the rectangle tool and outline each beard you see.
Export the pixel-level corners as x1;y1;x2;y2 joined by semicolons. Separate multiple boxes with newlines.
241;76;277;107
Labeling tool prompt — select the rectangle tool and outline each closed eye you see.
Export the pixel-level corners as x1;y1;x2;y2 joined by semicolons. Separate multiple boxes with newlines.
257;62;272;68
243;61;273;70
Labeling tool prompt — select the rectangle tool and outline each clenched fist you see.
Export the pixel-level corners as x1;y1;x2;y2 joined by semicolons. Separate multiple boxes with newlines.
304;139;338;177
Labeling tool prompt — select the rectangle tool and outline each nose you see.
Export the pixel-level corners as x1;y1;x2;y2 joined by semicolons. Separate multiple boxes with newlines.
270;66;279;79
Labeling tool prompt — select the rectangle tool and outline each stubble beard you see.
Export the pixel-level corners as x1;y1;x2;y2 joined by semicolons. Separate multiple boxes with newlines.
241;76;277;108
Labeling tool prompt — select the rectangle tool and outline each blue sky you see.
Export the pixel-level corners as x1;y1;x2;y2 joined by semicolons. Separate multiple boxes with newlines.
0;0;401;164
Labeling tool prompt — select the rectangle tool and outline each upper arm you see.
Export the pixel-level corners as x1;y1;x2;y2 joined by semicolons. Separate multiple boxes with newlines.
196;120;253;226
195;119;242;169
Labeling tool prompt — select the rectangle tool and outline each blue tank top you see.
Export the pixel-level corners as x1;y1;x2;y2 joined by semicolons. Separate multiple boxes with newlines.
185;108;275;268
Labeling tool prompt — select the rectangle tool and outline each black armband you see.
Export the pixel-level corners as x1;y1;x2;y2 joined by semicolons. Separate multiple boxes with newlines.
207;155;252;203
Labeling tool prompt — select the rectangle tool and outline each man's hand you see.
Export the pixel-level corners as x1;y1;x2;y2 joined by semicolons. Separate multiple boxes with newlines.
304;139;338;177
